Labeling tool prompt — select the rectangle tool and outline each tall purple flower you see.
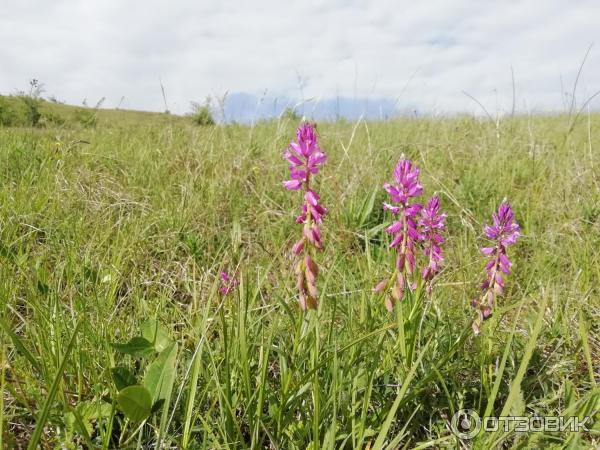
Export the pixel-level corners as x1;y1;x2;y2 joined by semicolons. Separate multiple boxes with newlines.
376;159;424;311
384;159;424;205
471;202;520;334
283;123;327;191
284;123;327;310
219;271;238;296
375;159;447;310
384;159;423;273
419;196;447;283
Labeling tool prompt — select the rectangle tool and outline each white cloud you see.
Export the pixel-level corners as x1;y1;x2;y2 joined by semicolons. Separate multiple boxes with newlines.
1;0;598;115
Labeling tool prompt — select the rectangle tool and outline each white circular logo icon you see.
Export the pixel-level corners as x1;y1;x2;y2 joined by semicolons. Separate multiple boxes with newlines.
451;409;481;439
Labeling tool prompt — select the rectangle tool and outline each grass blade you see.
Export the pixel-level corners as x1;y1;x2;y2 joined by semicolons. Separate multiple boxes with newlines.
499;292;549;417
0;317;43;375
27;319;82;450
373;339;431;450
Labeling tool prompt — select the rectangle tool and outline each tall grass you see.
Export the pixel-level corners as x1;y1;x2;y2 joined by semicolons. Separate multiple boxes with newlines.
0;112;599;448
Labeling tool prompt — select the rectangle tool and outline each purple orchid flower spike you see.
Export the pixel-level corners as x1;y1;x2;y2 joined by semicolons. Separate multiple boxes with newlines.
375;158;425;311
219;271;238;296
419;196;447;285
375;159;447;310
284;122;327;310
283;123;327;191
383;159;424;205
472;202;520;334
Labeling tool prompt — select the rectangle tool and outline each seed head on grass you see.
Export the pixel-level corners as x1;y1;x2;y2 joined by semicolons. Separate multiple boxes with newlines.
283;122;327;310
471;202;520;334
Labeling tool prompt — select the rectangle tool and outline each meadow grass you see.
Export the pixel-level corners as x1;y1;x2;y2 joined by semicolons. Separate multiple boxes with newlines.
0;110;599;448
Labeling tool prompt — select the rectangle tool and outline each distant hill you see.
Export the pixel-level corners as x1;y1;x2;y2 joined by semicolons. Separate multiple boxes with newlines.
0;94;187;128
221;92;410;123
0;92;415;127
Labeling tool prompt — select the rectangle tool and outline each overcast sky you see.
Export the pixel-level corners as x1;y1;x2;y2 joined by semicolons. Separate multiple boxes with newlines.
1;0;599;117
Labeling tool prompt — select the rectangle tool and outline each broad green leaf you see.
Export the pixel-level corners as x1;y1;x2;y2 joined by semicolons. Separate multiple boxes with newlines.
359;186;378;228
116;385;152;422
143;343;178;404
78;399;112;421
111;366;137;391
111;336;155;358
66;400;112;436
141;320;173;353
509;387;526;417
64;408;94;448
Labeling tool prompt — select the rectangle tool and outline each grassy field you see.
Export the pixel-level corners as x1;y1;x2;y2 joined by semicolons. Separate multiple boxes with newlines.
0;104;599;448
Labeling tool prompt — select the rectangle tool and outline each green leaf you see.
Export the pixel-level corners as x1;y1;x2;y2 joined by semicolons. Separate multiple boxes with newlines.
27;320;83;450
0;317;43;375
111;366;137;391
141;320;173;353
116;385;152;422
150;398;166;414
66;400;112;437
111;336;155;358
358;186;378;228
483;302;524;418
143;343;178;405
78;399;112;421
372;339;431;450
509;387;526;417
578;311;596;386
499;292;549;417
64;408;94;448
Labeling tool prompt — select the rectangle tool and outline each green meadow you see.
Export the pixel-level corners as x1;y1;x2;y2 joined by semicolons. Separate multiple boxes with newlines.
0;98;598;448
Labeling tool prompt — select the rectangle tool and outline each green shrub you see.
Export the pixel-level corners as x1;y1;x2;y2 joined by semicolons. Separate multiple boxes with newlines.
40;111;65;127
281;107;300;122
0;97;17;126
19;95;41;126
190;100;215;126
74;98;105;128
17;79;44;126
73;108;97;128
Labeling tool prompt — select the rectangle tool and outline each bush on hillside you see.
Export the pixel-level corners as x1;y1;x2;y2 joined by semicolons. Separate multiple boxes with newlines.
17;79;45;126
0;97;17;126
74;97;105;128
40;111;65;127
73;108;97;128
190;99;215;126
281;107;300;122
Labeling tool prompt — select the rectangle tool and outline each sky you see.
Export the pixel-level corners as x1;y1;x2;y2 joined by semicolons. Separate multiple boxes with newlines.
1;0;599;120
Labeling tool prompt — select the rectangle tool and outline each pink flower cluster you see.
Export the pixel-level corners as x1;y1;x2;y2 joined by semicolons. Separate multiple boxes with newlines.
420;196;446;283
375;159;447;310
283;123;328;310
471;202;520;334
219;271;238;296
280;128;521;331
